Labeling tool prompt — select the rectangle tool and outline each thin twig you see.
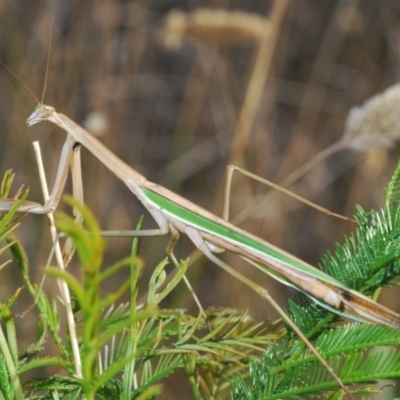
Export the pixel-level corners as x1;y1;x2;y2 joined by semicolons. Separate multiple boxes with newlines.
228;0;290;166
32;141;82;377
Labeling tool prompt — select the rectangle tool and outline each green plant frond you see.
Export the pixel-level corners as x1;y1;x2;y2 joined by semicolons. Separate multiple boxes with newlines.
9;240;29;284
105;302;131;320
154;258;189;304
135;385;163;400
95;311;157;352
140;354;182;391
0;289;22;321
0;223;21;244
95;303;141;342
90;357;133;395
201;309;250;342
34;294;63;348
230;313;285;342
98;255;141;285
313;201;400;311
313;323;400;356
18;317;47;365
265;323;400;384
98;308;157;340
26;388;82;400
0;189;29;235
55;197;106;270
18;357;66;375
0;252;16;275
0;324;24;399
0;170;15;198
230;348;348;400
147;257;170;304
4;314;18;364
97;307;159;349
0;171;30;301
385;158;400;210
99;303;131;329
26;375;82;392
0;353;13;400
44;268;85;307
176;312;204;345
285;294;336;338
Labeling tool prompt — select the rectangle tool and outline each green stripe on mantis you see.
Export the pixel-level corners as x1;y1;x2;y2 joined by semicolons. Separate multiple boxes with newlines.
141;187;346;289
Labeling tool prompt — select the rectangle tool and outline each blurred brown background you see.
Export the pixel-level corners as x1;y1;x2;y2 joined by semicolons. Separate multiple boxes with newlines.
1;0;400;396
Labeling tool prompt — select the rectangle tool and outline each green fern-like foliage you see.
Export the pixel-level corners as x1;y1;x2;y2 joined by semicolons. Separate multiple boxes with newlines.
11;197;283;399
0;171;65;400
4;160;400;399
0;172;284;399
229;159;400;399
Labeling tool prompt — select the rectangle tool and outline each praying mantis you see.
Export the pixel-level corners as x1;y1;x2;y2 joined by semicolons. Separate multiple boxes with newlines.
1;102;399;332
0;99;399;397
0;4;398;396
0;49;399;394
0;9;398;398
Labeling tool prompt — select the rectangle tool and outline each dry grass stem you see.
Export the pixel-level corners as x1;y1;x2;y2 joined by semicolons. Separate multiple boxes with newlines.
228;0;289;166
32;142;83;377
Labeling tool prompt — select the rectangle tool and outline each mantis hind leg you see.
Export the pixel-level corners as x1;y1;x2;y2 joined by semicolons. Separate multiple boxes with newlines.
223;164;356;225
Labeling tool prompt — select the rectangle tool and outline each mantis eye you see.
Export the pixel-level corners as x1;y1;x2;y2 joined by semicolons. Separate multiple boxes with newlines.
35;104;55;113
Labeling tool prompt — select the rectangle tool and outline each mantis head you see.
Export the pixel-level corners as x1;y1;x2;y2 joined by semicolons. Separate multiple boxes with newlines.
26;104;56;127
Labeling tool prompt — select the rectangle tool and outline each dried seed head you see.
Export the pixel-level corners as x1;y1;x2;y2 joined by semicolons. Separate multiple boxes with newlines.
159;9;268;50
344;83;400;151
